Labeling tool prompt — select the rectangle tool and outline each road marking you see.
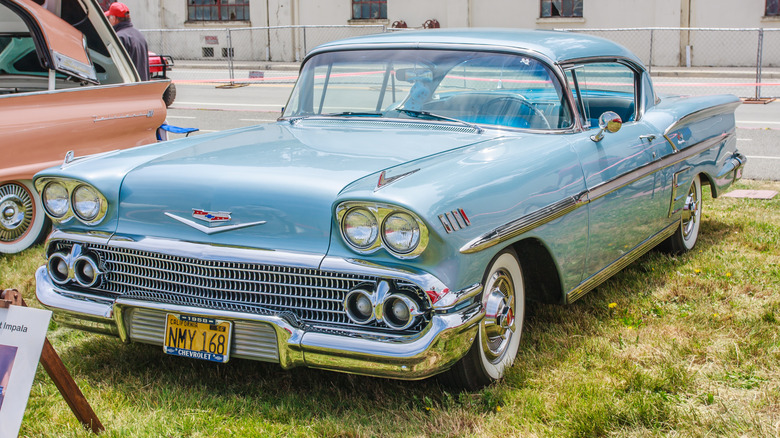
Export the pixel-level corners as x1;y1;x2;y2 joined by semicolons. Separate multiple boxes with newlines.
736;120;780;124
165;115;197;119
745;155;780;160
737;138;752;141
239;119;269;122
174;102;284;108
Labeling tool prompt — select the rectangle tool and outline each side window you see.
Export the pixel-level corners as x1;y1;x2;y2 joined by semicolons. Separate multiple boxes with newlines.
568;62;637;129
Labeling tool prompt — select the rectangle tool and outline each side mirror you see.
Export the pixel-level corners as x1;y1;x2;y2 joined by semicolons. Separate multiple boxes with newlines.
590;111;622;142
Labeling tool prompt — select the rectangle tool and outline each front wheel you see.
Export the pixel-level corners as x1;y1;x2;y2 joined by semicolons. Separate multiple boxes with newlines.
0;180;50;254
661;175;703;254
441;249;525;389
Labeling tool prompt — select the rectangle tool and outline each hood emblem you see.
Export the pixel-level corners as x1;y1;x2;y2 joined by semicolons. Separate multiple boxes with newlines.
376;168;420;191
165;210;266;235
193;209;231;223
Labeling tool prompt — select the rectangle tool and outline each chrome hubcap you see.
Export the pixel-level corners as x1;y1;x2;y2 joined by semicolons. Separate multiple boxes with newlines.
0;184;33;242
481;268;516;362
681;186;699;239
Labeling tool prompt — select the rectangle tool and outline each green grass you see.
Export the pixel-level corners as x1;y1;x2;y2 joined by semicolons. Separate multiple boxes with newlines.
2;179;779;437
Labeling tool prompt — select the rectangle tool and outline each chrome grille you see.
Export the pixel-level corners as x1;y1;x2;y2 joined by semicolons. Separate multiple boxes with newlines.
51;241;427;333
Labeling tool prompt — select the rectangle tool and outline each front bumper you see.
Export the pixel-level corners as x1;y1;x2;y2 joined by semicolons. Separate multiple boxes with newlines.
35;261;483;380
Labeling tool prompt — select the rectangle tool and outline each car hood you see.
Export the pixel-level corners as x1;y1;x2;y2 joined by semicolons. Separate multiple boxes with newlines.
117;121;502;255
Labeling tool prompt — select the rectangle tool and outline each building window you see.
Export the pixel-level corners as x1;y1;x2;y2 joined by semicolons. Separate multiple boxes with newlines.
187;0;250;22
352;0;387;20
768;0;780;16
540;0;583;18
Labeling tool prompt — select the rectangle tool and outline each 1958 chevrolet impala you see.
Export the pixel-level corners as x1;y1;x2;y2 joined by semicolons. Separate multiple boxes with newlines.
33;29;745;388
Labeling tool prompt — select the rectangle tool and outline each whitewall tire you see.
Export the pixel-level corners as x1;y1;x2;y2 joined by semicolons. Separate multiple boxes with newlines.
0;180;50;254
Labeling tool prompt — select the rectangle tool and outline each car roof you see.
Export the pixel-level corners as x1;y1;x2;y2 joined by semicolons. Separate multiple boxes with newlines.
311;28;645;69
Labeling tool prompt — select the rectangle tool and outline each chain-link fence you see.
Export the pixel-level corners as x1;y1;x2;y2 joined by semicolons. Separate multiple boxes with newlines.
557;27;780;99
142;26;780;98
142;25;385;84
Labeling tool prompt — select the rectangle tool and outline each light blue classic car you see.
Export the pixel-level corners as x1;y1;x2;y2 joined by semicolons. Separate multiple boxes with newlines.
33;29;745;388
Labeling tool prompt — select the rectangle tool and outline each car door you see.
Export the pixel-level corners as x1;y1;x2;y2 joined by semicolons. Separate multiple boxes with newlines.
1;0;97;83
565;61;672;277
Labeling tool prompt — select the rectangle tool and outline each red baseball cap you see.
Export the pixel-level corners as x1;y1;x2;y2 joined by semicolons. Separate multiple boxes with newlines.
104;2;130;18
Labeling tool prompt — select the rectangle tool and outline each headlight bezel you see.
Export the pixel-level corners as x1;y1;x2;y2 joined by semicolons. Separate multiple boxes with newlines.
35;178;108;225
336;201;429;259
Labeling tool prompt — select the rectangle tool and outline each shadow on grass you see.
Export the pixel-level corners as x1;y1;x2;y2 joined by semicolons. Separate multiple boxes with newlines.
42;217;741;432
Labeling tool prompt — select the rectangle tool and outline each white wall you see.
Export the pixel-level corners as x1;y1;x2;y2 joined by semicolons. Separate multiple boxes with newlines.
126;0;779;65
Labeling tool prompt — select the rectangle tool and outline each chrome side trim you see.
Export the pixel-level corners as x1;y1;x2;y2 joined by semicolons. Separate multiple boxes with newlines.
461;132;733;254
669;166;692;217
587;134;728;203
566;221;679;304
460;193;585;254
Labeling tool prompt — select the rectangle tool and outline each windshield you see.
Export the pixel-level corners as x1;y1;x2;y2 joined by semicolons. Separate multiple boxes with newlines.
283;49;573;130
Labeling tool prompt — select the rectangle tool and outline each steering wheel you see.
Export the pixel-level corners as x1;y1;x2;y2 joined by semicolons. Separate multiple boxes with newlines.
478;96;551;129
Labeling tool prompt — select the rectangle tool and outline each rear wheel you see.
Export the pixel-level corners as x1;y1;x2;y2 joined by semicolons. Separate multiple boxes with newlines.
441;249;525;389
0;180;50;254
661;175;702;254
162;82;177;107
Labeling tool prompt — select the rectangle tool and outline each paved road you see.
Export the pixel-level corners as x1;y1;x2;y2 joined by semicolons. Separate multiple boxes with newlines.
165;71;779;181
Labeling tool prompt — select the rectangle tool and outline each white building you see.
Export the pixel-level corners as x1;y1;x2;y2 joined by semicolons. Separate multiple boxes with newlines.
108;1;780;65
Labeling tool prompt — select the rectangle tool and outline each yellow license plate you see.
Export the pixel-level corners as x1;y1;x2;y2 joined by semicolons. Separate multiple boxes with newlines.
163;314;232;363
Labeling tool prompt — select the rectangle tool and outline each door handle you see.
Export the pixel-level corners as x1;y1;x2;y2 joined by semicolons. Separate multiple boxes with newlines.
639;134;656;142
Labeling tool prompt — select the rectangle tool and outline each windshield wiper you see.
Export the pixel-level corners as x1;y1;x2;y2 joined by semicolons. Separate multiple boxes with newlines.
394;109;483;134
287;111;382;125
322;111;383;117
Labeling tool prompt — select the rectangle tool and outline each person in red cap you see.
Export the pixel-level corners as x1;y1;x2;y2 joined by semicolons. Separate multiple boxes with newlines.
105;2;149;80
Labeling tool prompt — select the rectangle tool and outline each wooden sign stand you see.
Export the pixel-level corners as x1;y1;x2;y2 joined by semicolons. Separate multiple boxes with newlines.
1;289;104;434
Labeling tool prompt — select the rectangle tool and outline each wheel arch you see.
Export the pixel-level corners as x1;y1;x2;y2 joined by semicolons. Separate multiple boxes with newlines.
698;171;718;198
509;237;564;305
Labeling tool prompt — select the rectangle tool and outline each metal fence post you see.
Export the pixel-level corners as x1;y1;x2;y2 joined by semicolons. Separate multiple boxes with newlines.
755;28;764;100
227;28;235;86
648;28;654;74
303;27;308;58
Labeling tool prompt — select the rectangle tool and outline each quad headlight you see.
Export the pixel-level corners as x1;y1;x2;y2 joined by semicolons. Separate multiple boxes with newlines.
337;202;428;259
382;212;420;254
42;182;69;218
342;208;378;249
72;185;102;221
36;178;108;225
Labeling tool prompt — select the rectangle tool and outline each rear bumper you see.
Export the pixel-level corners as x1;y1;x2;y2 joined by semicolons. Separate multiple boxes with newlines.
714;152;747;195
35;265;482;380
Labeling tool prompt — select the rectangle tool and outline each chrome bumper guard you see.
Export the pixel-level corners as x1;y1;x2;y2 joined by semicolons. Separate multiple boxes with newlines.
36;266;483;380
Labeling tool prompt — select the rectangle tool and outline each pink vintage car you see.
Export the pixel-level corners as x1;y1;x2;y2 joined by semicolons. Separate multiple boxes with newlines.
0;0;167;253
